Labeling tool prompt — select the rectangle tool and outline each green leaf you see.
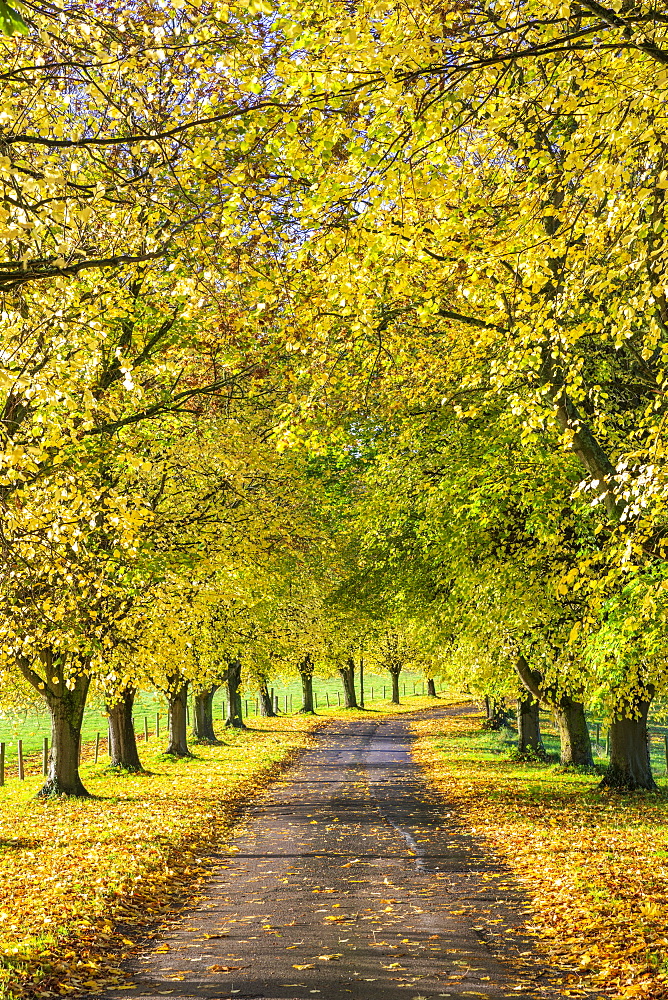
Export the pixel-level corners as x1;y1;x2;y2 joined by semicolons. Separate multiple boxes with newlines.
0;0;28;35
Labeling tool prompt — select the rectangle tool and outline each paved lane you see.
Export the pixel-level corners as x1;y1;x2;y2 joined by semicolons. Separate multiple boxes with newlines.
126;715;557;1000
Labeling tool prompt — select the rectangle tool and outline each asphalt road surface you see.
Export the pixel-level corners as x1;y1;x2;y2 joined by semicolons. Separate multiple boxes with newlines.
125;713;561;1000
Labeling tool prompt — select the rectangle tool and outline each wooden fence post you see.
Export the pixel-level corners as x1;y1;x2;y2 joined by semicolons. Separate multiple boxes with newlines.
326;692;330;707
18;740;24;780
94;733;100;765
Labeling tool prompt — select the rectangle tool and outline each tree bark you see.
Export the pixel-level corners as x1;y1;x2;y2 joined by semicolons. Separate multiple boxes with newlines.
166;679;191;756
389;664;401;704
17;650;91;797
359;655;365;708
259;678;276;717
427;677;437;697
482;694;510;732
517;693;545;756
225;659;245;728
600;693;657;791
554;697;594;766
107;687;143;771
482;695;508;730
338;657;358;708
515;655;592;765
298;653;315;713
193;684;222;743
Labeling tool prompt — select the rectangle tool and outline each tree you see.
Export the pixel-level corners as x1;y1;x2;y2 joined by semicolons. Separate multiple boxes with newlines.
516;691;545;759
225;659;245;729
258;678;277;717
337;656;358;709
602;695;657;793
516;656;593;768
376;632;407;706
106;686;144;772
255;0;668;790
193;684;222;745
296;653;316;714
165;677;192;758
0;1;280;294
17;650;91;797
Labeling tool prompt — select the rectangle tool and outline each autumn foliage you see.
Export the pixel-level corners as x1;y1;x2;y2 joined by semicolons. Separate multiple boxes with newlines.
413;710;668;999
0;0;666;997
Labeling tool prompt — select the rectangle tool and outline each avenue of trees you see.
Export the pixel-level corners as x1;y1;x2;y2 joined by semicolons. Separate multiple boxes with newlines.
0;1;667;792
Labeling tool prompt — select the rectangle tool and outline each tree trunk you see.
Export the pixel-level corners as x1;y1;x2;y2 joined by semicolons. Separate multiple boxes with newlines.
17;651;91;797
166;680;191;756
193;684;222;743
225;659;245;728
43;674;91;796
427;677;437;697
517;693;544;756
482;696;508;730
554;698;594;767
600;694;657;791
259;679;276;717
298;653;315;714
515;654;592;766
107;687;143;771
389;665;401;704
338;657;358;708
359;655;364;708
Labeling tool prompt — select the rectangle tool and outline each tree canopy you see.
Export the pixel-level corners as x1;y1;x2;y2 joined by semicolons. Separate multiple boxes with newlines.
0;0;665;792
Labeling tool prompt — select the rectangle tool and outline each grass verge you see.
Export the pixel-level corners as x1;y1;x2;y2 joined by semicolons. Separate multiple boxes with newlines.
0;716;319;998
412;707;668;1000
